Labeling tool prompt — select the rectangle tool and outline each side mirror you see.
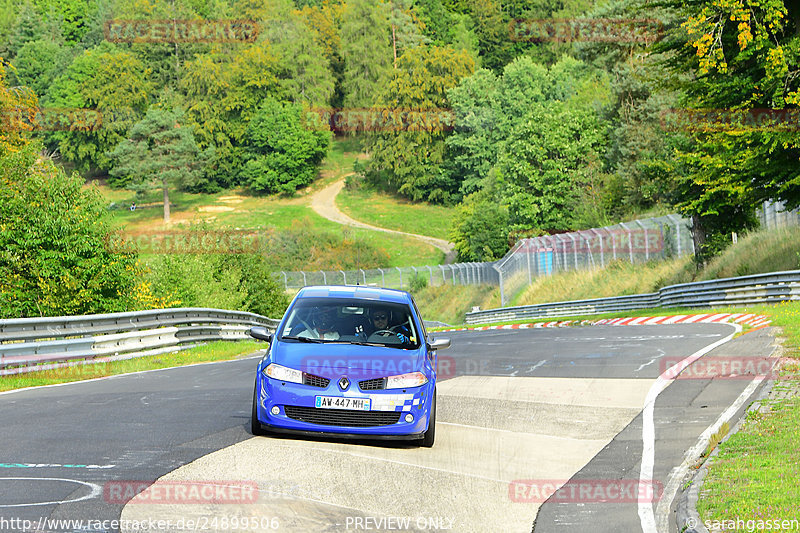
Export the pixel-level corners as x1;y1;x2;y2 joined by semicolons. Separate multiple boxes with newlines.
249;326;273;343
428;338;450;351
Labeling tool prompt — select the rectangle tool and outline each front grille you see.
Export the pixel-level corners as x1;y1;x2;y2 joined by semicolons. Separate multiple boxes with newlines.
283;406;401;427
303;373;330;388
359;377;387;390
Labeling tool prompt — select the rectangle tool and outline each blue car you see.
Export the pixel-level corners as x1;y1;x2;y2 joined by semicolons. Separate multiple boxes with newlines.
249;286;450;447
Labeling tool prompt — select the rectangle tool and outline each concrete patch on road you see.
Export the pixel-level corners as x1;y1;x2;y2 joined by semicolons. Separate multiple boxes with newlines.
121;376;657;532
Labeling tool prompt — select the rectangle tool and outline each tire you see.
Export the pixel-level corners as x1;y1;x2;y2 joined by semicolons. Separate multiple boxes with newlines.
418;390;436;448
251;380;269;437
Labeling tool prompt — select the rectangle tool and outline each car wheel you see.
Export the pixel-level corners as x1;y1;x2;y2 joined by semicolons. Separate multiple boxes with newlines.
418;390;436;448
251;380;269;437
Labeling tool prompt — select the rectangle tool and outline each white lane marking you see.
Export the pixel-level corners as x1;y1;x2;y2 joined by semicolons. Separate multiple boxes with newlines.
638;322;740;533
265;442;510;484
0;353;264;396
528;360;547;373
0;477;102;507
635;354;661;373
0;463;115;469
655;376;764;532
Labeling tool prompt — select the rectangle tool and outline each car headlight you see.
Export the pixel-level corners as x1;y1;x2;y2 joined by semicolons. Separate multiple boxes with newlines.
386;372;428;389
263;363;302;384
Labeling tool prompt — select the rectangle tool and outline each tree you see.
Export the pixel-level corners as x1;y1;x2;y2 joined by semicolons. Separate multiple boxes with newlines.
0;143;139;318
648;0;800;261
180;43;282;189
0;61;38;154
108;107;207;223
387;0;428;68
362;46;475;203
45;42;153;174
340;0;393;107
497;100;606;232
449;189;509;261
12;38;69;97
261;2;335;107
240;98;331;195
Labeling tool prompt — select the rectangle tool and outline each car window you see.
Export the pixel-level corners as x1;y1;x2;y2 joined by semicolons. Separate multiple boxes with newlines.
280;297;419;349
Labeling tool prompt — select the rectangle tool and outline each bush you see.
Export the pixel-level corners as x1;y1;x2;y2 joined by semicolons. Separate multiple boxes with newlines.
0;144;140;318
449;190;510;262
240;98;331;195
410;273;429;293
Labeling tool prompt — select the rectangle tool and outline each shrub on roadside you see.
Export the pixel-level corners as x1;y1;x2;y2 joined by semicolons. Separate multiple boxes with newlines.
0;144;140;318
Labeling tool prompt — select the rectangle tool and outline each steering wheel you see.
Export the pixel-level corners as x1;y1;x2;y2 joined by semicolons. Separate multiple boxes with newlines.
371;329;396;337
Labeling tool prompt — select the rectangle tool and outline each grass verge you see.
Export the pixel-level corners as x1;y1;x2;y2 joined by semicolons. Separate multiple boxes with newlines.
336;186;454;241
0;340;264;392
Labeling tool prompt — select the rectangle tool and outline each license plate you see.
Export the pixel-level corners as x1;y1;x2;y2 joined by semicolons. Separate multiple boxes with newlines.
315;396;371;410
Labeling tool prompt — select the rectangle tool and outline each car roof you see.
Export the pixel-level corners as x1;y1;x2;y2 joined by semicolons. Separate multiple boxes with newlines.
295;286;413;305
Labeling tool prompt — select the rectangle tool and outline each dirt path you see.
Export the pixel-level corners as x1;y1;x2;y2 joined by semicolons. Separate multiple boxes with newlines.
310;179;456;262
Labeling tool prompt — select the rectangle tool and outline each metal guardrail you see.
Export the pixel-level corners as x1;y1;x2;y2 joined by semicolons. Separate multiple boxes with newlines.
0;308;279;376
465;270;800;325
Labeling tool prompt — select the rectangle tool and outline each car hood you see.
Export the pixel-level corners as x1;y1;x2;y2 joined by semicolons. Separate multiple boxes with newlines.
269;341;424;380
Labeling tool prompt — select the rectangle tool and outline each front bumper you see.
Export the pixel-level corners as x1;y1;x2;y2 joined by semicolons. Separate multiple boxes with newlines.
254;374;435;437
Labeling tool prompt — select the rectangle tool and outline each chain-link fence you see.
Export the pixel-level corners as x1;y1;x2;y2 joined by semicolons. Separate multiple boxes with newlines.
492;215;694;305
275;214;694;303
758;200;800;229
276;263;499;291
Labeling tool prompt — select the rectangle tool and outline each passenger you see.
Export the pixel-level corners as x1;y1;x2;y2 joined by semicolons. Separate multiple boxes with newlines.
297;306;341;340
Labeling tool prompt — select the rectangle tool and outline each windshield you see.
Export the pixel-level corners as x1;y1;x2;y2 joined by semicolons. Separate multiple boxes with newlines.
280;297;419;349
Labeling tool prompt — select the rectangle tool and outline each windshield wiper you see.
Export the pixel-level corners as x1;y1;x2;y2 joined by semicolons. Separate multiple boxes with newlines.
346;340;385;347
281;336;326;343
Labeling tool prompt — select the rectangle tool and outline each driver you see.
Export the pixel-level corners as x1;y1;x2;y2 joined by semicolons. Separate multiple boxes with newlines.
366;308;411;345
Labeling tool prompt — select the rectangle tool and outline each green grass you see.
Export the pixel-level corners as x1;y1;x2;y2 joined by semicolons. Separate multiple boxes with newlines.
336;186;455;241
0;340;264;392
88;136;445;268
412;284;500;326
513;256;694;307
93;185;443;268
696;374;800;524
699;226;800;280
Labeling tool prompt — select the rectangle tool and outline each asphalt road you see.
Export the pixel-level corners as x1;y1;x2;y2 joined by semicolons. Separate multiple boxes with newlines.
0;323;775;533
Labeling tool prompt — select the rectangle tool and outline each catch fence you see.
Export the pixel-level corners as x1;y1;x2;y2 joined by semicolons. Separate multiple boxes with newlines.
277;214;695;306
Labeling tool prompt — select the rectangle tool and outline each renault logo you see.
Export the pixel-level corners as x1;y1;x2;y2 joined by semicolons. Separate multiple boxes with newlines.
338;377;350;390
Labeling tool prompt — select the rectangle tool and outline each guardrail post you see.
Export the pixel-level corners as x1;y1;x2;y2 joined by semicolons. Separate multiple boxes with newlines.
281;271;287;289
439;265;446;284
427;265;433;285
396;266;403;288
379;268;385;286
320;270;327;284
340;270;346;285
360;269;366;285
301;271;307;286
